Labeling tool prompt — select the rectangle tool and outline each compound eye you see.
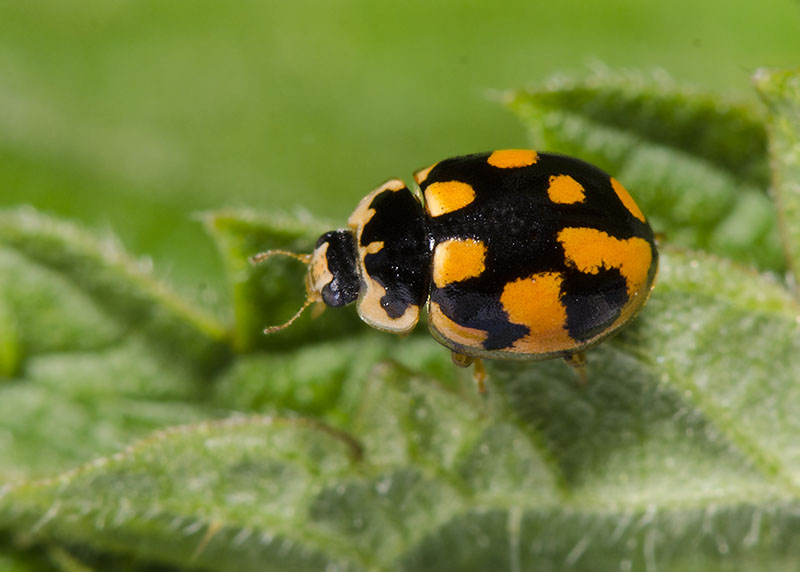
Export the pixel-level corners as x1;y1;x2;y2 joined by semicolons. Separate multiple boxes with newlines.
310;230;360;308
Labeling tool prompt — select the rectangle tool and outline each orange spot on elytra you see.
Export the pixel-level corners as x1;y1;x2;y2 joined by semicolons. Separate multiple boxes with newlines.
547;174;586;204
433;238;487;288
425;181;476;217
557;227;653;297
500;271;575;353
611;178;646;222
487;149;538;169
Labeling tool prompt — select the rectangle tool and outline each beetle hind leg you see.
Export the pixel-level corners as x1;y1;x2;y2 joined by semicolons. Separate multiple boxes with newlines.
450;351;488;393
563;351;588;385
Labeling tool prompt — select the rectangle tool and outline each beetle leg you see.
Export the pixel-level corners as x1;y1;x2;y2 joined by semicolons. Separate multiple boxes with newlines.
563;352;588;385
450;351;473;368
450;352;487;393
472;359;488;393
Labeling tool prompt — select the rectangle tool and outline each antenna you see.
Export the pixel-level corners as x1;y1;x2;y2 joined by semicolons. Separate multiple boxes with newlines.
250;250;312;265
250;249;315;334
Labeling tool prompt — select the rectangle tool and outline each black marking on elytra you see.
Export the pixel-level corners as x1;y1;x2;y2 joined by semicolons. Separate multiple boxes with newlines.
316;230;360;307
430;285;529;350
560;267;628;341
421;152;656;354
360;185;430;318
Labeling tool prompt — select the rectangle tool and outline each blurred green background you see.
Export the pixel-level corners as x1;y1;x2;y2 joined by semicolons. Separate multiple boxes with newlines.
1;0;799;302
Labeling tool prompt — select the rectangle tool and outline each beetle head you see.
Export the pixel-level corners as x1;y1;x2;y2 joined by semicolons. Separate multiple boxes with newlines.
250;229;361;334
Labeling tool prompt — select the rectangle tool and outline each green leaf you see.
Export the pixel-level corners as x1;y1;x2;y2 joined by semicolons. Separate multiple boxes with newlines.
754;67;800;287
0;541;57;572
5;241;800;569
507;71;785;272
1;417;368;572
211;335;457;426
0;208;231;373
0;295;20;378
0;341;220;481
0;209;230;479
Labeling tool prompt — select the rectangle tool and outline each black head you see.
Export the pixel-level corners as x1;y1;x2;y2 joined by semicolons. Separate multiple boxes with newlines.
307;230;360;307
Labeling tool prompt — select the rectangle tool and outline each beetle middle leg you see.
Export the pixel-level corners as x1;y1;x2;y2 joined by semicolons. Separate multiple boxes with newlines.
451;351;487;393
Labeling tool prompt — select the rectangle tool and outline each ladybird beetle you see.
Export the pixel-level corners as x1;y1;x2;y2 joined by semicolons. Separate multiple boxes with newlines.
253;150;658;390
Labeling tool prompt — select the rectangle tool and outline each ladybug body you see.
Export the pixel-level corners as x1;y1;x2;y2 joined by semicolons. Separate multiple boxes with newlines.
259;150;658;380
